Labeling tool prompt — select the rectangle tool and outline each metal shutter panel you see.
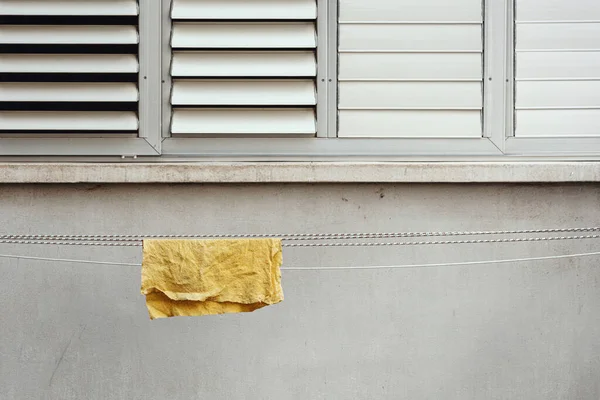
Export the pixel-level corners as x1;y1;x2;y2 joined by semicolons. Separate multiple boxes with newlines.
515;0;600;137
338;0;484;138
170;1;318;137
0;0;140;134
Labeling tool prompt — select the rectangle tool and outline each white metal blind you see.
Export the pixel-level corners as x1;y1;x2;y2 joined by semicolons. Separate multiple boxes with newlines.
0;0;140;134
169;0;318;137
515;0;600;137
337;0;483;138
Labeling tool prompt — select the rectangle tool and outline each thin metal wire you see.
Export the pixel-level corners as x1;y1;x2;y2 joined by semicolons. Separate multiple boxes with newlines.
0;234;600;247
282;251;600;270
1;250;600;270
0;253;140;267
1;226;599;242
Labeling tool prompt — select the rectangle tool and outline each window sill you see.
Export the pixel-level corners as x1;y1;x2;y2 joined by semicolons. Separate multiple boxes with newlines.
0;162;599;183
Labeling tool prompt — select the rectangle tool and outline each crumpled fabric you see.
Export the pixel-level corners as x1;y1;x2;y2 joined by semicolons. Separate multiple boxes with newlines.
141;239;283;319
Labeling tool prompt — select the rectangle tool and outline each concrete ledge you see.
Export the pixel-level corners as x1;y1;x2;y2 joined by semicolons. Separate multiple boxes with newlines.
0;162;599;183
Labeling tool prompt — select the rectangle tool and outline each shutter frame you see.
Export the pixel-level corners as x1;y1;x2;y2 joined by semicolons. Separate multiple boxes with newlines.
0;0;161;156
495;0;600;155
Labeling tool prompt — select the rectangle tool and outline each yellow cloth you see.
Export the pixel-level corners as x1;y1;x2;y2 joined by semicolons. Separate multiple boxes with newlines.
141;239;283;319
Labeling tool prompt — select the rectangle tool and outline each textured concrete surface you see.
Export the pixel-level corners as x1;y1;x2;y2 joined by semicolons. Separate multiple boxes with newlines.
0;162;600;183
1;183;599;399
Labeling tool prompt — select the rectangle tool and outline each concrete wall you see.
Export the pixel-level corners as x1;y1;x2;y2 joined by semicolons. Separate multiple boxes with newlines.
1;183;599;400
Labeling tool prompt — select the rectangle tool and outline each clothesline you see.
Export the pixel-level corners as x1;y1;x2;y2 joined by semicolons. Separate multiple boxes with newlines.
0;234;599;247
1;250;599;271
1;226;598;270
1;226;599;241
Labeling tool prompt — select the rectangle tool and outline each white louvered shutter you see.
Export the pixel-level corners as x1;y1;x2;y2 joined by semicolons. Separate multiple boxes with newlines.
515;0;600;137
337;0;483;138
169;0;318;137
0;0;140;135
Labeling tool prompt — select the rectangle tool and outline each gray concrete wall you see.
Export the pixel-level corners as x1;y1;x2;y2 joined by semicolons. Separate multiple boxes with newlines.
1;183;599;400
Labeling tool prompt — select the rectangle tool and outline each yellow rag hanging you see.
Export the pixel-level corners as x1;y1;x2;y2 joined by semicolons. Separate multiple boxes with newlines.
141;239;283;319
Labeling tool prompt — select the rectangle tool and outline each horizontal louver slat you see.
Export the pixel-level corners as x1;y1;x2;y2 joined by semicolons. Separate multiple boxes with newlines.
517;52;600;79
0;82;138;102
340;0;482;22
172;80;316;106
339;24;482;52
0;54;138;73
1;0;140;135
171;23;316;49
516;110;600;137
0;0;139;16
0;111;138;131
172;109;316;135
516;0;600;21
517;81;600;108
515;0;600;137
0;25;139;45
339;53;483;80
171;0;316;20
171;51;316;77
339;82;482;108
516;23;600;51
339;110;482;138
170;1;318;137
338;0;483;138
